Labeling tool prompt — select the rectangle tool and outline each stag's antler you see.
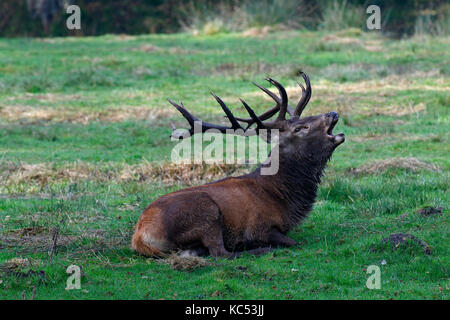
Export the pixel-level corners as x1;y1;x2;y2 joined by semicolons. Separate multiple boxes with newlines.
234;78;292;128
169;92;262;139
235;71;311;127
293;71;311;118
169;71;312;138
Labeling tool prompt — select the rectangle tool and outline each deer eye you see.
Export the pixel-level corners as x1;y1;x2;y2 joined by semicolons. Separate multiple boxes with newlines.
295;126;309;132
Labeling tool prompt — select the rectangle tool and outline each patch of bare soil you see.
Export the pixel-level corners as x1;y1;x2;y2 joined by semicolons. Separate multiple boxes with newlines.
0;192;94;200
349;157;440;175
380;233;432;255
0;258;31;271
8;226;46;237
417;206;443;217
0;106;174;124
0;258;46;285
0;228;76;253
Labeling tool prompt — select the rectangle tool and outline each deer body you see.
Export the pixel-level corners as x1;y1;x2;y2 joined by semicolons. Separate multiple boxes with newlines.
132;72;345;257
132;173;287;256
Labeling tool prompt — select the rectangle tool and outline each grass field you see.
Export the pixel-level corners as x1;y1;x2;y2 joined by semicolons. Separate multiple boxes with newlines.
0;30;448;300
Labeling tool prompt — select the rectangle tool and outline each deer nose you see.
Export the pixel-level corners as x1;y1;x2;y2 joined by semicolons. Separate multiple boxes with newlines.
326;111;338;119
327;111;339;118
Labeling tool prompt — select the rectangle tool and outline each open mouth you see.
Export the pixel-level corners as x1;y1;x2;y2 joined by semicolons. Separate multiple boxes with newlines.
327;116;338;135
326;113;345;144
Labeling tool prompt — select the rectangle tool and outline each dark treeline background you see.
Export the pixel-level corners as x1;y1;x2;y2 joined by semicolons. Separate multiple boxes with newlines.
0;0;448;37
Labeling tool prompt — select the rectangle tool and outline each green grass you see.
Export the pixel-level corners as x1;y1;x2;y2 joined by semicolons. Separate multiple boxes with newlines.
0;30;449;300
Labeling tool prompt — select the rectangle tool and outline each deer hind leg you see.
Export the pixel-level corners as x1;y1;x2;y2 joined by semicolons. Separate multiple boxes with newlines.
132;207;174;257
200;222;234;258
163;192;234;258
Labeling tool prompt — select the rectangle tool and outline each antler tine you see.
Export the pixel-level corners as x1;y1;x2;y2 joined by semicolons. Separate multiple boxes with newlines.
298;81;305;93
239;98;265;132
294;71;312;117
210;92;243;130
168;99;197;128
266;78;288;121
168;99;231;139
234;79;295;127
252;82;280;105
235;106;279;125
253;81;294;117
168;95;260;139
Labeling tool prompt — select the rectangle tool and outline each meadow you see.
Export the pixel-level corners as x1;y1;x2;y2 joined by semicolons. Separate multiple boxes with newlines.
0;29;448;299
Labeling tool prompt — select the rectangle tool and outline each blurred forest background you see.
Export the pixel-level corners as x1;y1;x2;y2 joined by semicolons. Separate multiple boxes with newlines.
1;0;449;38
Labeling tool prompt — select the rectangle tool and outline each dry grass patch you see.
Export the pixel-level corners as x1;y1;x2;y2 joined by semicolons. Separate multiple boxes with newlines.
351;134;387;143
321;33;384;52
204;61;295;78
0;106;174;124
322;34;361;45
143;162;248;185
7;93;81;103
320;102;426;117
370;103;426;116
167;46;202;55
241;26;273;38
246;85;426;117
131;44;161;53
351;133;442;143
0;161;249;188
294;90;361;116
158;253;211;271
349;157;440;175
352;133;446;143
314;71;448;94
363;40;384;52
106;34;138;42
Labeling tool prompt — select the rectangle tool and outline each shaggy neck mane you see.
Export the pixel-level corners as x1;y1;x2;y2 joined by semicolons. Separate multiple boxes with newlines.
253;150;330;228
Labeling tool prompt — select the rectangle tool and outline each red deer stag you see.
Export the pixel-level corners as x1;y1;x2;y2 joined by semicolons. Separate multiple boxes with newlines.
132;72;345;258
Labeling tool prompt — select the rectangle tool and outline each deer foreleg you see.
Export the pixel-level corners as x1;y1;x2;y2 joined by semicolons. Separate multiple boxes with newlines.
268;228;297;247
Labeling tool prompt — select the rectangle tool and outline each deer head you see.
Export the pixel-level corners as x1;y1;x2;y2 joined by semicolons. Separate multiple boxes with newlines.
168;71;345;166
